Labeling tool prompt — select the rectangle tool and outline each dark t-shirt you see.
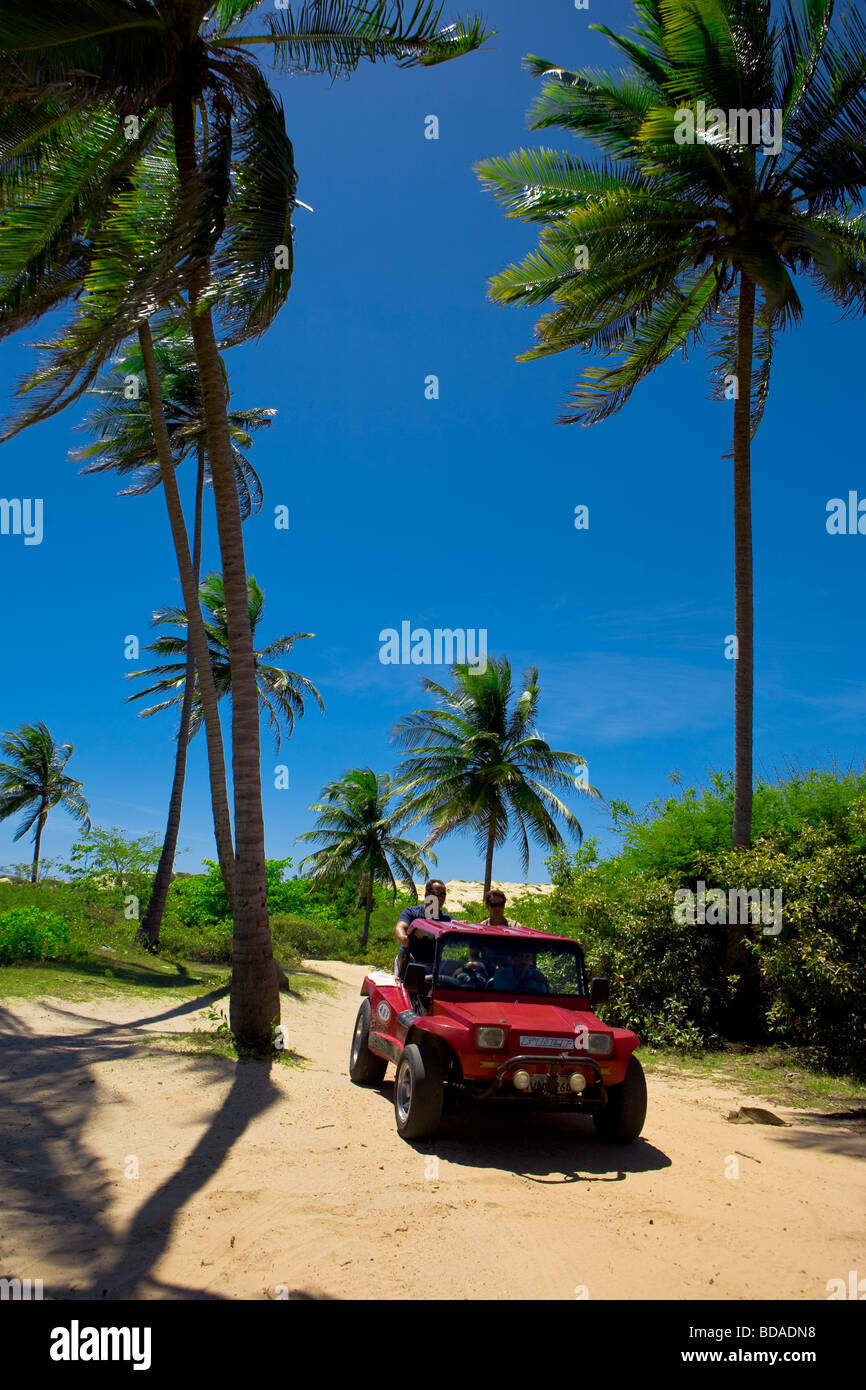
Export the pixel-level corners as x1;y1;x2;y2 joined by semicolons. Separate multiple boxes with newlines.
397;903;453;926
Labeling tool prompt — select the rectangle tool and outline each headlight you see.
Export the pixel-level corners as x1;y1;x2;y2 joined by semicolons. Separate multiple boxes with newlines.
475;1026;506;1050
513;1069;531;1091
581;1032;613;1056
569;1073;587;1093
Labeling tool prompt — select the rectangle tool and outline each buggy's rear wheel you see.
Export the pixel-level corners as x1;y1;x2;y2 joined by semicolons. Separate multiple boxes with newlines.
349;1000;387;1085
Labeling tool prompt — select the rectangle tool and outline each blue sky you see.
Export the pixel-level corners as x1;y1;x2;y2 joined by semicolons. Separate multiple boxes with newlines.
1;0;864;882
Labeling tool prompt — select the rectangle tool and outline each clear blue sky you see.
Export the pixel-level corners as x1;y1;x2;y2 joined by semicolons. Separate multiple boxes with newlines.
1;0;864;882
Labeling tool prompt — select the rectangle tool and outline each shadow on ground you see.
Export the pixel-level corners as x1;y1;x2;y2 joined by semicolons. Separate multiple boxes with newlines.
370;1078;672;1181
0;995;279;1300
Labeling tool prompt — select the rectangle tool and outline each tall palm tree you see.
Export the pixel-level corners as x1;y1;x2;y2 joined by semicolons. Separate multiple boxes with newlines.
0;0;490;1050
0;723;91;882
477;0;866;863
298;768;432;948
128;571;325;751
393;658;600;896
74;324;274;945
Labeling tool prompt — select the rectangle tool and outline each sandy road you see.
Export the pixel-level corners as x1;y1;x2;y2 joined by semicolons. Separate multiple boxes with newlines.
0;962;863;1301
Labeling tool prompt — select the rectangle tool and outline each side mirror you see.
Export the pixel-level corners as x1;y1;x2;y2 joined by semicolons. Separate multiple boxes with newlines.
404;963;428;994
589;976;609;1008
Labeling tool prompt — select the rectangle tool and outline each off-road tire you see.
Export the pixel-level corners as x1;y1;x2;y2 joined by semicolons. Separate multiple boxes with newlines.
593;1055;647;1143
394;1043;444;1140
349;1000;387;1085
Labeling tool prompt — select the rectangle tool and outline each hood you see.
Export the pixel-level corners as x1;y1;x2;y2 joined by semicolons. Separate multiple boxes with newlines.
435;996;605;1035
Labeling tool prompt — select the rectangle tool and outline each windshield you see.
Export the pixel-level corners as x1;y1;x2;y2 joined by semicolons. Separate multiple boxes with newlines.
434;933;587;997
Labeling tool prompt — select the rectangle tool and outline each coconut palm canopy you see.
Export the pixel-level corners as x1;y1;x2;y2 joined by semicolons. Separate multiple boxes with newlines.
0;723;91;881
128;573;325;752
71;320;273;518
476;0;866;851
392;658;600;894
0;0;491;414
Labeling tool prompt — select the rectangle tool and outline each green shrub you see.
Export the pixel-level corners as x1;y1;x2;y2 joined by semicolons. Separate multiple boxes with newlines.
610;767;866;877
159;917;234;963
457;899;487;923
536;776;866;1071
0;907;74;965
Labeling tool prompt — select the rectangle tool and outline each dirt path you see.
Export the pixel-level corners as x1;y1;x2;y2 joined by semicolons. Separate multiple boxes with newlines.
0;965;863;1301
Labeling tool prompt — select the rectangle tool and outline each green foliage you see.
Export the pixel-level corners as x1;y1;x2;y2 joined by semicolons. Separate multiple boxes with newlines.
540;770;866;1072
611;769;866;876
705;818;866;1075
0;721;90;876
127;571;323;750
393;657;598;881
67;825;161;898
0;907;74;965
270;881;414;968
167;855;360;931
477;4;866;426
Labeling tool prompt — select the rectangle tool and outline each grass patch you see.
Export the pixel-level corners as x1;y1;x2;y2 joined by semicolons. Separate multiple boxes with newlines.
0;949;230;1003
640;1043;866;1110
0;950;336;1008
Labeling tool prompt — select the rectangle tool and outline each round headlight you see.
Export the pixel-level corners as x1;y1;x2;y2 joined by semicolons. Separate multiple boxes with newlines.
569;1072;587;1093
513;1069;531;1091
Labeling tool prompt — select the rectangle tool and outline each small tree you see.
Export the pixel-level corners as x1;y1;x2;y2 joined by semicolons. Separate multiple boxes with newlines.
393;658;599;895
299;769;431;948
66;826;162;928
0;723;90;882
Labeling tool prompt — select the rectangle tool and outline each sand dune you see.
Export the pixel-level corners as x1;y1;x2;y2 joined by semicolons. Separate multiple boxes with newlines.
412;880;554;914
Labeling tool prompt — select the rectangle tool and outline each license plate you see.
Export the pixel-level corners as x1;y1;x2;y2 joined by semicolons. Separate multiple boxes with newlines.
519;1035;574;1049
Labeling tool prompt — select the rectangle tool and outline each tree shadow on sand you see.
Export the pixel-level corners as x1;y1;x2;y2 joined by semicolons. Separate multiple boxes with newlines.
0;996;281;1300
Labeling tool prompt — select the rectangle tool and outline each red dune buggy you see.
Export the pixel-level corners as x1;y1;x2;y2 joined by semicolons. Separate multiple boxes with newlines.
349;919;646;1142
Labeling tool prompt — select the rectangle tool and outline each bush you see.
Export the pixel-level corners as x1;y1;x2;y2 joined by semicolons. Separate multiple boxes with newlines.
166;858;364;930
0;907;74;965
537;774;866;1071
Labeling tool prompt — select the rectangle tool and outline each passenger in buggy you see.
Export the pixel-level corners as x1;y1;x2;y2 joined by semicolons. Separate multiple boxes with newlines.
491;948;550;995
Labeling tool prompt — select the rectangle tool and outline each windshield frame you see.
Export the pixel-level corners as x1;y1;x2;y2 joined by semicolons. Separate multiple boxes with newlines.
433;931;588;999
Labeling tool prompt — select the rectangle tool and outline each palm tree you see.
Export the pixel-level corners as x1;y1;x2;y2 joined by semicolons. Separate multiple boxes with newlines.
0;723;91;882
298;768;432;948
0;0;490;1050
74;324;274;946
392;658;600;896
128;571;324;750
477;0;866;861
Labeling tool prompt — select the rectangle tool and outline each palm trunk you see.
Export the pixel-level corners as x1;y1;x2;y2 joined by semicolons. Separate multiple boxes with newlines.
731;273;755;853
172;97;276;1051
31;799;48;883
726;273;757;1018
483;820;496;899
136;445;206;950
138;321;235;903
361;875;374;950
